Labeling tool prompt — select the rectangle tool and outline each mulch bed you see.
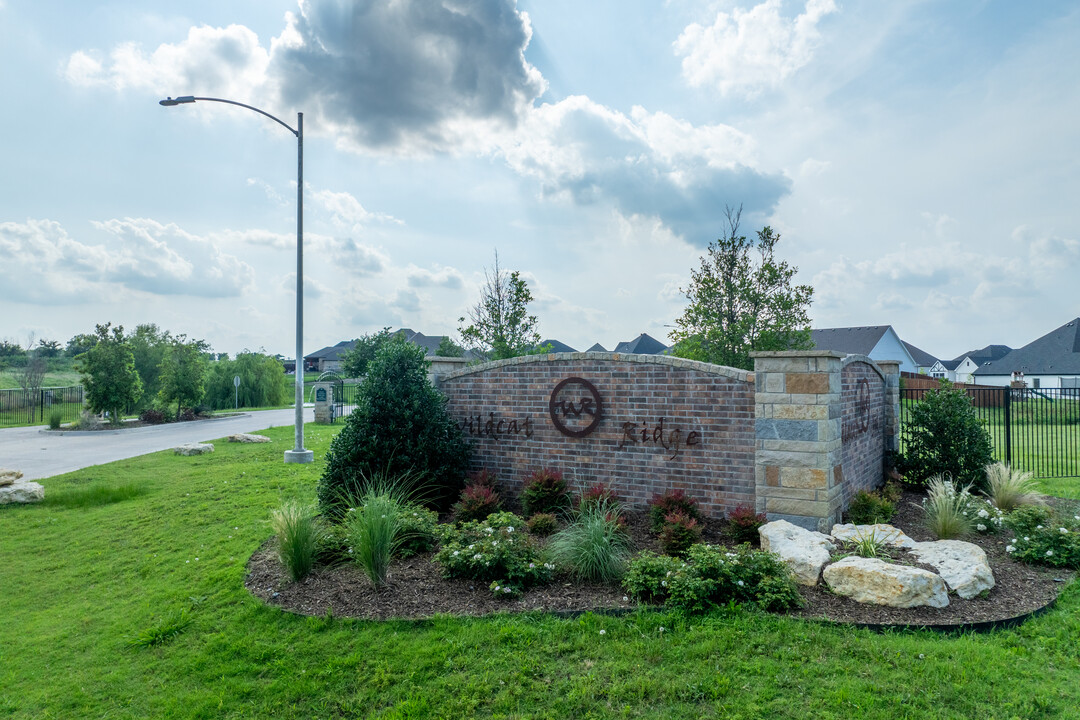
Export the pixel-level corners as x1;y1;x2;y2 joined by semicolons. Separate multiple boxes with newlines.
245;489;1076;628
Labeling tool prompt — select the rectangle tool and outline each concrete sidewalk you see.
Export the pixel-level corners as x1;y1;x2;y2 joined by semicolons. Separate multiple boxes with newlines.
0;408;316;481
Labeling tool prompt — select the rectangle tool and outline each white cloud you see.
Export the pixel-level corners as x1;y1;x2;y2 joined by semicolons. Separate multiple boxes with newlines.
312;189;400;229
0;217;254;303
406;265;465;289
674;0;838;97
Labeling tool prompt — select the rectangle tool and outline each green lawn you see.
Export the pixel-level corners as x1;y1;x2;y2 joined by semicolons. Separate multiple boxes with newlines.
0;368;82;390
3;424;1080;718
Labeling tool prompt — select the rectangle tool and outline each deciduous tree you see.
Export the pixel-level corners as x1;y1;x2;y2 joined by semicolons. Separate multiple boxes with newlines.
341;328;394;378
458;252;542;361
157;335;209;419
670;206;814;371
76;323;143;423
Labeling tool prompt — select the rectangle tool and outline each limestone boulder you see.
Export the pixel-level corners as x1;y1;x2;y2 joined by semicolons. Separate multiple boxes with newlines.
908;540;995;600
830;523;916;549
226;433;271;444
174;443;214;456
0;468;24;487
823;557;949;608
0;480;44;505
759;519;836;586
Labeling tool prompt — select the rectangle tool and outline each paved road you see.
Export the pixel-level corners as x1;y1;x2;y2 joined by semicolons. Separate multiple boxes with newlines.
0;408;315;481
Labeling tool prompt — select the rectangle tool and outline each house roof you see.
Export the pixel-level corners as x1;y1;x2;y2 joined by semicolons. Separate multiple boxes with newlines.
614;333;669;355
810;326;891;356
587;343;608;352
938;358;963;371
974;318;1080;376
902;341;938;367
539;338;577;353
952;344;1012;365
305;340;355;361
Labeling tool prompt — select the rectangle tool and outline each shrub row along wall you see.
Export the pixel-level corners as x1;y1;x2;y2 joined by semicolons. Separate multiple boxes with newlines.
439;353;756;519
437;351;899;529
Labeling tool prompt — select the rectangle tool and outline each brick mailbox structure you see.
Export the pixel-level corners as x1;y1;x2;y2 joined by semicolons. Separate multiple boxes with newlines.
436;350;899;530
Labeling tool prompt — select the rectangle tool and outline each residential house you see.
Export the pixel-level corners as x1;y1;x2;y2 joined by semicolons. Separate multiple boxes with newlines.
902;341;938;375
613;333;669;355
810;326;917;374
539;339;578;353
973;317;1080;389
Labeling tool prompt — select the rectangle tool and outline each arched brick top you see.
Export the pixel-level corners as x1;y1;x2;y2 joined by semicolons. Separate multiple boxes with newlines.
440;352;754;384
840;354;885;382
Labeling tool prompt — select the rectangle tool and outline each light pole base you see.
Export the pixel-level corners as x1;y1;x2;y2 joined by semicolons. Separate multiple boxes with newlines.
284;449;314;464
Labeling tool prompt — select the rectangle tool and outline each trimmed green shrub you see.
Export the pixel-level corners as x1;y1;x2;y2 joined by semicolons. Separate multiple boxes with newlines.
397;505;440;558
648;489;702;533
434;512;551;595
724;504;767;545
547;500;634;583
623;544;804;613
526;512;558;537
845;490;896;525
1005;506;1080;569
900;382;994;489
520;468;571;518
318;341;470;518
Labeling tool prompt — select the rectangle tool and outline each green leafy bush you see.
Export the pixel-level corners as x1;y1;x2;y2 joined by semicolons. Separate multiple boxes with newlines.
520;468;570;518
318;341;470;518
434;512;552;594
397;505;440;558
623;544;803;613
526;512;558;537
900;382;994;489
724;504;767;545
547;500;634;583
269;501;326;583
648;489;702;533
845;489;896;525
658;510;702;557
1005;506;1080;569
452;482;502;522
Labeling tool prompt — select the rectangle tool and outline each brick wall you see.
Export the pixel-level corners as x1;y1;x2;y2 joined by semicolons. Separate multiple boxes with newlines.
438;353;755;519
840;357;886;507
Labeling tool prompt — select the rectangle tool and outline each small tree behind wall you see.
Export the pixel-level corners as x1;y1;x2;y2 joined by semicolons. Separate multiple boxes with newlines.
670;206;814;371
76;323;143;424
458;252;542;361
900;381;995;490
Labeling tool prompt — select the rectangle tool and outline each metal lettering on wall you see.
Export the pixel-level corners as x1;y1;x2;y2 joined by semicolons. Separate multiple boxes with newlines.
842;377;880;442
549;376;603;437
460;412;534;442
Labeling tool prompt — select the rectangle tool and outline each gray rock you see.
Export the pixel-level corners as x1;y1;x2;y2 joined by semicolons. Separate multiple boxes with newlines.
830;523;916;549
226;433;272;444
759;519;836;586
0;468;23;487
909;540;995;599
823;556;949;608
0;480;44;504
174;443;214;456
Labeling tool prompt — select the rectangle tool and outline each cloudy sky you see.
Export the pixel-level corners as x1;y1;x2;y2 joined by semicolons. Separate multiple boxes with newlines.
2;0;1078;361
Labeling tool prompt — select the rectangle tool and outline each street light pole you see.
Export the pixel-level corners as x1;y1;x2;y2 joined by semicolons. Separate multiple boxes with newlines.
159;96;314;464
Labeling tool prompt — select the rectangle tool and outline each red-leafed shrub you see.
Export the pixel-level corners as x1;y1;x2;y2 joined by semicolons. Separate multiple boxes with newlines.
453;482;502;522
648;489;702;532
521;468;570;518
658;510;703;557
725;504;767;545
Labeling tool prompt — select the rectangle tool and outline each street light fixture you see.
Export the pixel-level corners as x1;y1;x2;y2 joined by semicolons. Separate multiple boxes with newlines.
159;95;313;464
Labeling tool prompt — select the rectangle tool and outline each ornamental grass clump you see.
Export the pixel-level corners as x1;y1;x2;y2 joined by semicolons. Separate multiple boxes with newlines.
269;501;326;583
435;512;552;595
922;475;974;539
547;499;634;583
623;543;803;613
984;462;1044;512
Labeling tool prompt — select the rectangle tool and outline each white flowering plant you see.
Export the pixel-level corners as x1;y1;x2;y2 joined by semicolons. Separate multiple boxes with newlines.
1004;505;1080;569
623;544;803;613
435;512;552;595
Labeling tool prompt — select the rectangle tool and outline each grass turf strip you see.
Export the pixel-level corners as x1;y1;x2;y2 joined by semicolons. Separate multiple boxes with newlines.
1;423;1079;719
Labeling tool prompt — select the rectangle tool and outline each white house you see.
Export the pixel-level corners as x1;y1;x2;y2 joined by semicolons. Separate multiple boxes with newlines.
973;318;1080;389
810;326;918;374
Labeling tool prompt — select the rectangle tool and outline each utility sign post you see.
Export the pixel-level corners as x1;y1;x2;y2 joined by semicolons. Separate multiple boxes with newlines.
234;375;241;409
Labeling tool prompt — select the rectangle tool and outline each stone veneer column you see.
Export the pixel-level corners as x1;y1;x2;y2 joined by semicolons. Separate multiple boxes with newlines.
876;360;901;456
752;351;845;532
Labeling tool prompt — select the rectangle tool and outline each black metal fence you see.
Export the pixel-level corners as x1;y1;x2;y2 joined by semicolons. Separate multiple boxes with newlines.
900;386;1080;478
0;386;85;427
